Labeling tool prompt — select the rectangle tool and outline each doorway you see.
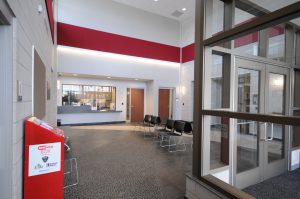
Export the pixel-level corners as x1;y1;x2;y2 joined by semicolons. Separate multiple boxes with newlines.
158;89;173;119
130;88;144;123
234;58;290;189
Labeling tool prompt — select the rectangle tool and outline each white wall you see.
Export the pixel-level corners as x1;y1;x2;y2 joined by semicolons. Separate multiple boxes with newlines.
5;0;56;198
180;17;195;47
57;0;180;46
180;61;195;121
57;46;181;117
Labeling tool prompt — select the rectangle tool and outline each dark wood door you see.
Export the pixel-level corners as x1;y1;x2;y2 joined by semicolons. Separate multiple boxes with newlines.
159;89;170;118
131;88;144;123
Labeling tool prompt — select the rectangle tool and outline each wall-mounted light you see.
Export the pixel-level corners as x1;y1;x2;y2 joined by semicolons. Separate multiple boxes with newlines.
38;4;43;14
182;8;187;12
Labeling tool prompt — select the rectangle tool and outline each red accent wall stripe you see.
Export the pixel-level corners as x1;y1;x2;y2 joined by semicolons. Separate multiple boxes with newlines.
182;43;195;63
45;0;54;42
57;22;180;63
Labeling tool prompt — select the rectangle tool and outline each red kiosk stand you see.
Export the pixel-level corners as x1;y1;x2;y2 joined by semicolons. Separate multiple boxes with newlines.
24;117;64;199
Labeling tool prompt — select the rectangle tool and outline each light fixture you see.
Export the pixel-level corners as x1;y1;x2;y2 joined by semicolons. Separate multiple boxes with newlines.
154;0;158;2
107;76;111;79
73;74;78;76
182;8;187;12
135;78;139;81
58;46;180;68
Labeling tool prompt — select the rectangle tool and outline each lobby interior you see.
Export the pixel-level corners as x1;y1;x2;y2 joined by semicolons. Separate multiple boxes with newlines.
1;0;300;199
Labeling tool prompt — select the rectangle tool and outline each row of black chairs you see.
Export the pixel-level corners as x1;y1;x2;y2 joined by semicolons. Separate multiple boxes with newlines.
138;115;193;152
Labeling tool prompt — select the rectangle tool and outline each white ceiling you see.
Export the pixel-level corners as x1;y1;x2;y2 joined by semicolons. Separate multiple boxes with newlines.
112;0;195;22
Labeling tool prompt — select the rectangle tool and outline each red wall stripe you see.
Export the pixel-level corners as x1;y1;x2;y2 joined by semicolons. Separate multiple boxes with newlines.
182;43;195;63
45;0;54;42
57;22;180;63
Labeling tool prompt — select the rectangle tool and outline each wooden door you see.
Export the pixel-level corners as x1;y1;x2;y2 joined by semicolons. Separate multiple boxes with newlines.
159;89;170;118
130;88;144;123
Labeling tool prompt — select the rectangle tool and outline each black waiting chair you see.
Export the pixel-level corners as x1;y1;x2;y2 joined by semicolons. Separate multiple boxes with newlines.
144;116;161;138
136;114;151;131
159;119;175;146
165;120;186;152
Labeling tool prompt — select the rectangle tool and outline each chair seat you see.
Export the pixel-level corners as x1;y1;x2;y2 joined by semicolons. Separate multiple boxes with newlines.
167;132;182;136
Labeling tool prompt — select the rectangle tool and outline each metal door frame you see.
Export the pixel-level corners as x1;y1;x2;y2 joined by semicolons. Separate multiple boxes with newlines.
233;57;290;189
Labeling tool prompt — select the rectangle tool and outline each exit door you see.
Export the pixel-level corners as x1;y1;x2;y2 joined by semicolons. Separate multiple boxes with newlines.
234;58;289;189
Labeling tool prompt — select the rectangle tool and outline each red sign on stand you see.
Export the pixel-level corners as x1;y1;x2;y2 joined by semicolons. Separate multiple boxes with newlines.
24;117;64;199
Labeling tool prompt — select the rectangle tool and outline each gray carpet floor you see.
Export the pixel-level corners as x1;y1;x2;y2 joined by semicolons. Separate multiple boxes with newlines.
243;168;300;199
63;125;192;199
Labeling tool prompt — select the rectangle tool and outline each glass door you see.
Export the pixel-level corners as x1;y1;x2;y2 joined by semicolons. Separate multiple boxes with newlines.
234;58;289;189
263;65;289;180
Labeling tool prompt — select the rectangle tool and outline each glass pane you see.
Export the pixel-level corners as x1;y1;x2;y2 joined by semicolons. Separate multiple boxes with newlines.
268;123;284;163
206;0;224;38
293;110;300;148
267;73;286;163
211;55;223;109
234;8;256;27
234;32;258;56
248;0;299;12
237;120;259;173
267;25;285;61
268;73;285;115
61;84;116;111
210;116;229;170
238;68;260;113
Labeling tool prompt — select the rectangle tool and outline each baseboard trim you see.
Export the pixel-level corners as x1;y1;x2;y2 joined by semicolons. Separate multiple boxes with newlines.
60;121;126;126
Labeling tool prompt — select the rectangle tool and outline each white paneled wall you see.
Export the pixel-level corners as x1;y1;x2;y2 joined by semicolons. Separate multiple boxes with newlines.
5;0;56;198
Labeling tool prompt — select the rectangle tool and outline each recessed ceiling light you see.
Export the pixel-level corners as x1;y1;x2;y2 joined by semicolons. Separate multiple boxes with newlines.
73;74;78;76
154;0;158;2
107;76;111;79
135;78;139;81
182;8;187;12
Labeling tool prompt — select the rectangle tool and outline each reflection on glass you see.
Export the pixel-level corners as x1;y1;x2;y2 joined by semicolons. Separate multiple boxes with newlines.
234;8;255;27
237;120;259;173
267;25;285;61
210;0;224;37
267;73;285;163
237;68;260;173
210;116;229;170
293;111;300;148
234;33;258;56
238;68;260;113
62;84;116;111
211;55;223;109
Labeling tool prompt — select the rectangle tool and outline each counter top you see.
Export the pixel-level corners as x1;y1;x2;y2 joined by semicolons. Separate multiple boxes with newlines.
57;105;122;114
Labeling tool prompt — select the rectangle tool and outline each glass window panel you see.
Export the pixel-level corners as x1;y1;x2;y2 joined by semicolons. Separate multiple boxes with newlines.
267;25;285;61
237;68;260;113
210;116;230;170
293;110;300;148
62;84;116;111
211;55;223;109
206;0;224;38
248;0;299;12
234;8;256;27
234;32;259;56
268;73;285;115
236;120;259;173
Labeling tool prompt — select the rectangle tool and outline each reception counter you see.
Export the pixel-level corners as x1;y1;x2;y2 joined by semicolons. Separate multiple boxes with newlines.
57;106;124;125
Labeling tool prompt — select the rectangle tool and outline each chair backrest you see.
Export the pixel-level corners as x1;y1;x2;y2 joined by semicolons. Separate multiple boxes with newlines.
150;116;161;125
165;119;175;130
174;121;185;135
144;115;151;123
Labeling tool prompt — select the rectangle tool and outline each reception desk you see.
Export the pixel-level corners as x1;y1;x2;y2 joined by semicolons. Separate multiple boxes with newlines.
57;106;124;125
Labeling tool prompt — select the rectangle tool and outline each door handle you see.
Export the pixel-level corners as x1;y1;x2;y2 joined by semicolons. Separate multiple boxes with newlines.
267;123;274;141
260;122;268;141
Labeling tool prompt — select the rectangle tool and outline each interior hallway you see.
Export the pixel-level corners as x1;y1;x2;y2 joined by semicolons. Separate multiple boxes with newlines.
63;125;192;199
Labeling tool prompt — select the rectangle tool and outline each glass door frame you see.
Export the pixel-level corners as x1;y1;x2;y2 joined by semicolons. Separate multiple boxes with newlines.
233;57;290;189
